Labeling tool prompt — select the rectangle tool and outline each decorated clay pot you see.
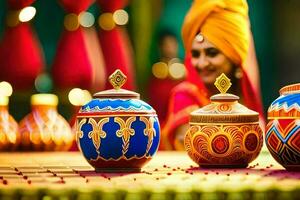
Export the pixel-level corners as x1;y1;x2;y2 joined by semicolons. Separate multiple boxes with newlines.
0;96;20;151
184;74;263;168
266;83;300;171
19;94;73;151
76;70;160;172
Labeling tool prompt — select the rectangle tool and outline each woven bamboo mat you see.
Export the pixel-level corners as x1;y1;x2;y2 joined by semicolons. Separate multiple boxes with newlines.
0;151;299;199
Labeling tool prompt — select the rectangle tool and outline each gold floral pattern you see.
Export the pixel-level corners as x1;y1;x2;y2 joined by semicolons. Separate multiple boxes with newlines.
88;118;109;152
114;117;136;154
77;115;159;159
76;118;86;140
140;116;156;154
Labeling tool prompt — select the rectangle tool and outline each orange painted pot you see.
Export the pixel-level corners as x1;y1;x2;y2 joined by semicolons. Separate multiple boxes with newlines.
0;96;20;151
19;94;73;151
184;74;263;168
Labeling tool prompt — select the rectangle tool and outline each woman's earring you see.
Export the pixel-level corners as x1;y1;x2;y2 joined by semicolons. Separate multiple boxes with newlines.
235;68;243;79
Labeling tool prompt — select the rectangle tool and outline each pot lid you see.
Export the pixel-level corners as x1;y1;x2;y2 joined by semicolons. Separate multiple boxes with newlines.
93;69;140;99
190;73;258;123
279;83;300;95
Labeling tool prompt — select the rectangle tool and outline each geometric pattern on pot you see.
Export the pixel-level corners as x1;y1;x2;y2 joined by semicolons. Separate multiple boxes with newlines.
268;93;300;117
266;119;300;165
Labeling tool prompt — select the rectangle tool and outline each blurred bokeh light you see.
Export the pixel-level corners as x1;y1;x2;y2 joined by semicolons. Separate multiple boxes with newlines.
113;9;129;25
35;73;53;93
152;62;169;79
19;6;36;22
98;13;115;31
68;88;92;106
79;12;95;28
0;81;13;97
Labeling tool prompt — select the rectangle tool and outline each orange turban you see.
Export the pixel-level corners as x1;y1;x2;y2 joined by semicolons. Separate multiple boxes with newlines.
182;0;250;68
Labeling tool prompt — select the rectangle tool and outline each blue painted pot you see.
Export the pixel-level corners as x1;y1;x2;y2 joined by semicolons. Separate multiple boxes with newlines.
75;70;160;172
266;83;300;171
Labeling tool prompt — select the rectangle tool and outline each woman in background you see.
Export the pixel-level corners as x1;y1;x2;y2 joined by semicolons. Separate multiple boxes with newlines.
148;29;185;126
162;0;265;150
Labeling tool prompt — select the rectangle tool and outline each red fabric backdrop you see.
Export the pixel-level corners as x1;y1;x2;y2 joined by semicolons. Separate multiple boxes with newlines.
7;0;34;9
52;0;106;91
97;0;135;90
0;0;44;90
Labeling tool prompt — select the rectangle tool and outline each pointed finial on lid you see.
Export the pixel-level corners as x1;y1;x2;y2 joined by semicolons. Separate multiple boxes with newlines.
214;73;232;94
109;69;127;90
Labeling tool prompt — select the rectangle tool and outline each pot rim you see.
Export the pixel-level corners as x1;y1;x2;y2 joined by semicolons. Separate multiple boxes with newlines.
279;83;300;95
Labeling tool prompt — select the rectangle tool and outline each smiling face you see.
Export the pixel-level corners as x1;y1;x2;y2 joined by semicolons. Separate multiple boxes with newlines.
191;37;235;88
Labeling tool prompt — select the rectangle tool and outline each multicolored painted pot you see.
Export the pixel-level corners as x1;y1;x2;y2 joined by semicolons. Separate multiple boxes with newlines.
0;96;20;151
184;74;263;168
19;94;73;151
76;70;160;172
266;83;300;171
